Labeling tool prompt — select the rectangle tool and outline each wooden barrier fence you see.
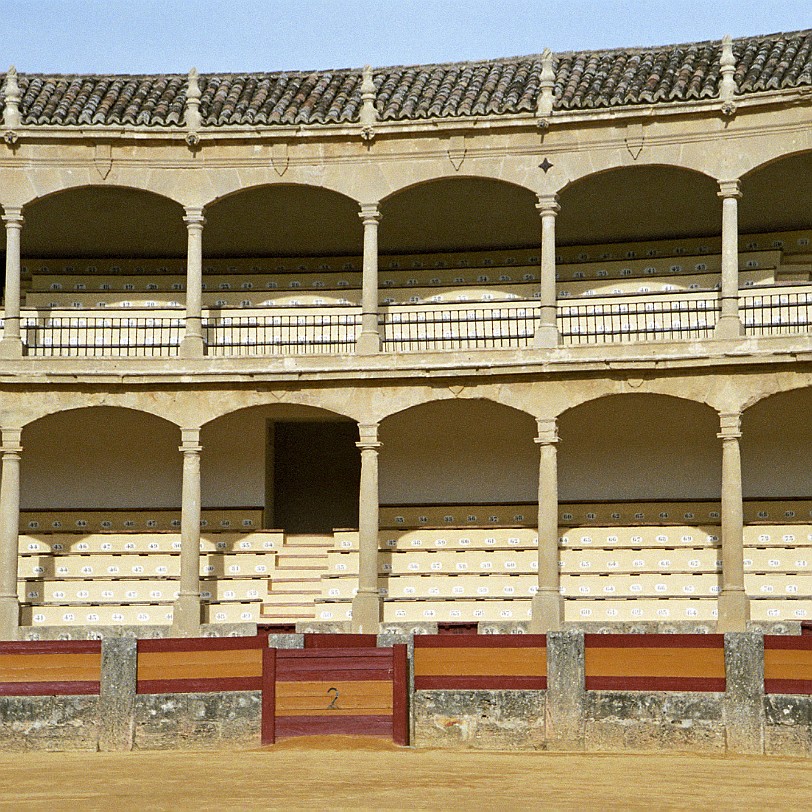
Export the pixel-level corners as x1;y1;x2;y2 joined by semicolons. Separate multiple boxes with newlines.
0;640;102;695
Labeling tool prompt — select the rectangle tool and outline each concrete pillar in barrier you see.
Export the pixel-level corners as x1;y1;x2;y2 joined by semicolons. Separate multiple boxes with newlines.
723;632;765;755
98;637;137;751
545;630;585;750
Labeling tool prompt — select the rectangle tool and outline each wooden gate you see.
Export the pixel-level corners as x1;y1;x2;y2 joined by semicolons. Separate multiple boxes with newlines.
262;645;408;745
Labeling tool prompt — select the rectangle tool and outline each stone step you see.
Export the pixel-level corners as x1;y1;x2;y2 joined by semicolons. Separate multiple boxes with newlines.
264;591;321;605
284;534;336;547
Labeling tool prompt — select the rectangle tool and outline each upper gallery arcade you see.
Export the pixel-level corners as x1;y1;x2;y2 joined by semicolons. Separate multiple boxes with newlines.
0;30;812;640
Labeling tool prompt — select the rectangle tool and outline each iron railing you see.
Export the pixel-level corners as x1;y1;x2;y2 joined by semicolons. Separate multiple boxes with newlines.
21;316;182;357
559;297;720;344
203;312;360;355
380;306;538;352
742;292;812;336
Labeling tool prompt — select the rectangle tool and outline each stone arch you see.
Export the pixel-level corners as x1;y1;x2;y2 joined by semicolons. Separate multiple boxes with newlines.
554;164;721;246
201;182;364;258
557;392;721;502
378;397;539;506
378;175;540;254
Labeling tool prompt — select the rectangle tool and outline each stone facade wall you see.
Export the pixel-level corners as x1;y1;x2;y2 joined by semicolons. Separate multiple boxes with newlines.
0;695;99;751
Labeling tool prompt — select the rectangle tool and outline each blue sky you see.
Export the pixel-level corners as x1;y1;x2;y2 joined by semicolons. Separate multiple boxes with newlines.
3;0;810;73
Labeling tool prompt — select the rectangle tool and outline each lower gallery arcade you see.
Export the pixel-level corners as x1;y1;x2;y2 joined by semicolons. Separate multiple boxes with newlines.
1;380;811;640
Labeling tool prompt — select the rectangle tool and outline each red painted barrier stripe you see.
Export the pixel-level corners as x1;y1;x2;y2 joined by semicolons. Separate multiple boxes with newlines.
276;648;392;659
0;681;100;696
275;669;393;682
274;715;393;739
586;676;726;692
764;636;812;651
139;636;267;653
304;634;378;649
414;635;548;649
262;647;276;746
585;634;724;649
415;675;547;690
136;676;262;694
392;644;408;746
0;641;102;655
764;679;812;695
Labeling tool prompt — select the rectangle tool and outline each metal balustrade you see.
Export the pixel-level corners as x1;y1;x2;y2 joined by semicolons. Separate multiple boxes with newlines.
21;316;182;357
203;312;360;355
5;291;812;357
380;306;538;352
742;292;812;335
559;296;720;344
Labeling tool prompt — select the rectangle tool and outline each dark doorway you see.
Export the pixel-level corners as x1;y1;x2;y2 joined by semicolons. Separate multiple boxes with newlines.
272;422;361;534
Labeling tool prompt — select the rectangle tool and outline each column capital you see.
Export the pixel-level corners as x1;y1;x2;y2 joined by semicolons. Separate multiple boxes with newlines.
183;206;206;227
535;417;559;445
179;426;202;452
536;193;560;217
359;203;381;224
356;422;381;449
1;427;22;450
718;179;742;200
1;207;23;226
718;410;742;439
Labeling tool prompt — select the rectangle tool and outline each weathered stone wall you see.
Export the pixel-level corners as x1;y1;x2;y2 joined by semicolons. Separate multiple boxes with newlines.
414;690;546;750
0;696;99;750
133;692;261;750
764;695;812;757
584;691;726;753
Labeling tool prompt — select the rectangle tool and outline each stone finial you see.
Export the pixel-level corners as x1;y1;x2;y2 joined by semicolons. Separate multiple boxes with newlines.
185;67;202;146
360;64;377;142
719;35;737;116
536;49;555;120
3;66;21;130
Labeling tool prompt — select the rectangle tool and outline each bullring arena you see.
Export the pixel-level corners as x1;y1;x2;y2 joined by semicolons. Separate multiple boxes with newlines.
0;25;812;808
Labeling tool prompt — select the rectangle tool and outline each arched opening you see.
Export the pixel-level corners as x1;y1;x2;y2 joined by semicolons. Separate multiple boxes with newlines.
557;166;720;247
21;406;180;513
379;398;538;512
379;177;539;255
741;388;812;623
203;184;362;258
740;152;812;235
201;403;360;535
558;393;720;501
557;394;721;625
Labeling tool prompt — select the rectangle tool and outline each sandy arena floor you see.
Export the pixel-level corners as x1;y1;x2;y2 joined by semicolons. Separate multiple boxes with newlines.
0;737;808;811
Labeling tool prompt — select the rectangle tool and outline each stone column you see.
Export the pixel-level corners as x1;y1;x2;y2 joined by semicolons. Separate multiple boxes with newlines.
0;428;22;640
714;180;743;339
530;417;564;632
172;428;202;637
356;204;382;354
0;208;24;359
179;207;206;358
534;193;560;348
717;411;749;632
352;423;381;632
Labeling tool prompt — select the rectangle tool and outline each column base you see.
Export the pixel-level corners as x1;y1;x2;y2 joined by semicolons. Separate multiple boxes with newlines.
351;590;381;633
355;330;381;355
178;335;205;359
171;594;201;637
0;337;23;359
714;315;744;340
533;325;559;349
717;589;750;633
0;596;20;641
528;591;565;633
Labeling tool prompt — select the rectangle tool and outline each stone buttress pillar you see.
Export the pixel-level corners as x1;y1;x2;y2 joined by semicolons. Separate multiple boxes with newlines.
0;208;24;358
356;204;382;354
530;417;564;632
180;207;206;358
717;411;749;632
352;423;381;632
172;428;202;636
715;180;744;339
0;428;22;640
534;193;560;348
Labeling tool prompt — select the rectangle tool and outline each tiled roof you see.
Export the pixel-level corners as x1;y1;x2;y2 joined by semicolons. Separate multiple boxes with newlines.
5;29;812;127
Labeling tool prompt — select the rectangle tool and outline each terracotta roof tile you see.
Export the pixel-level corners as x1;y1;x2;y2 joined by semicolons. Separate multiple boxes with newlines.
4;30;811;128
